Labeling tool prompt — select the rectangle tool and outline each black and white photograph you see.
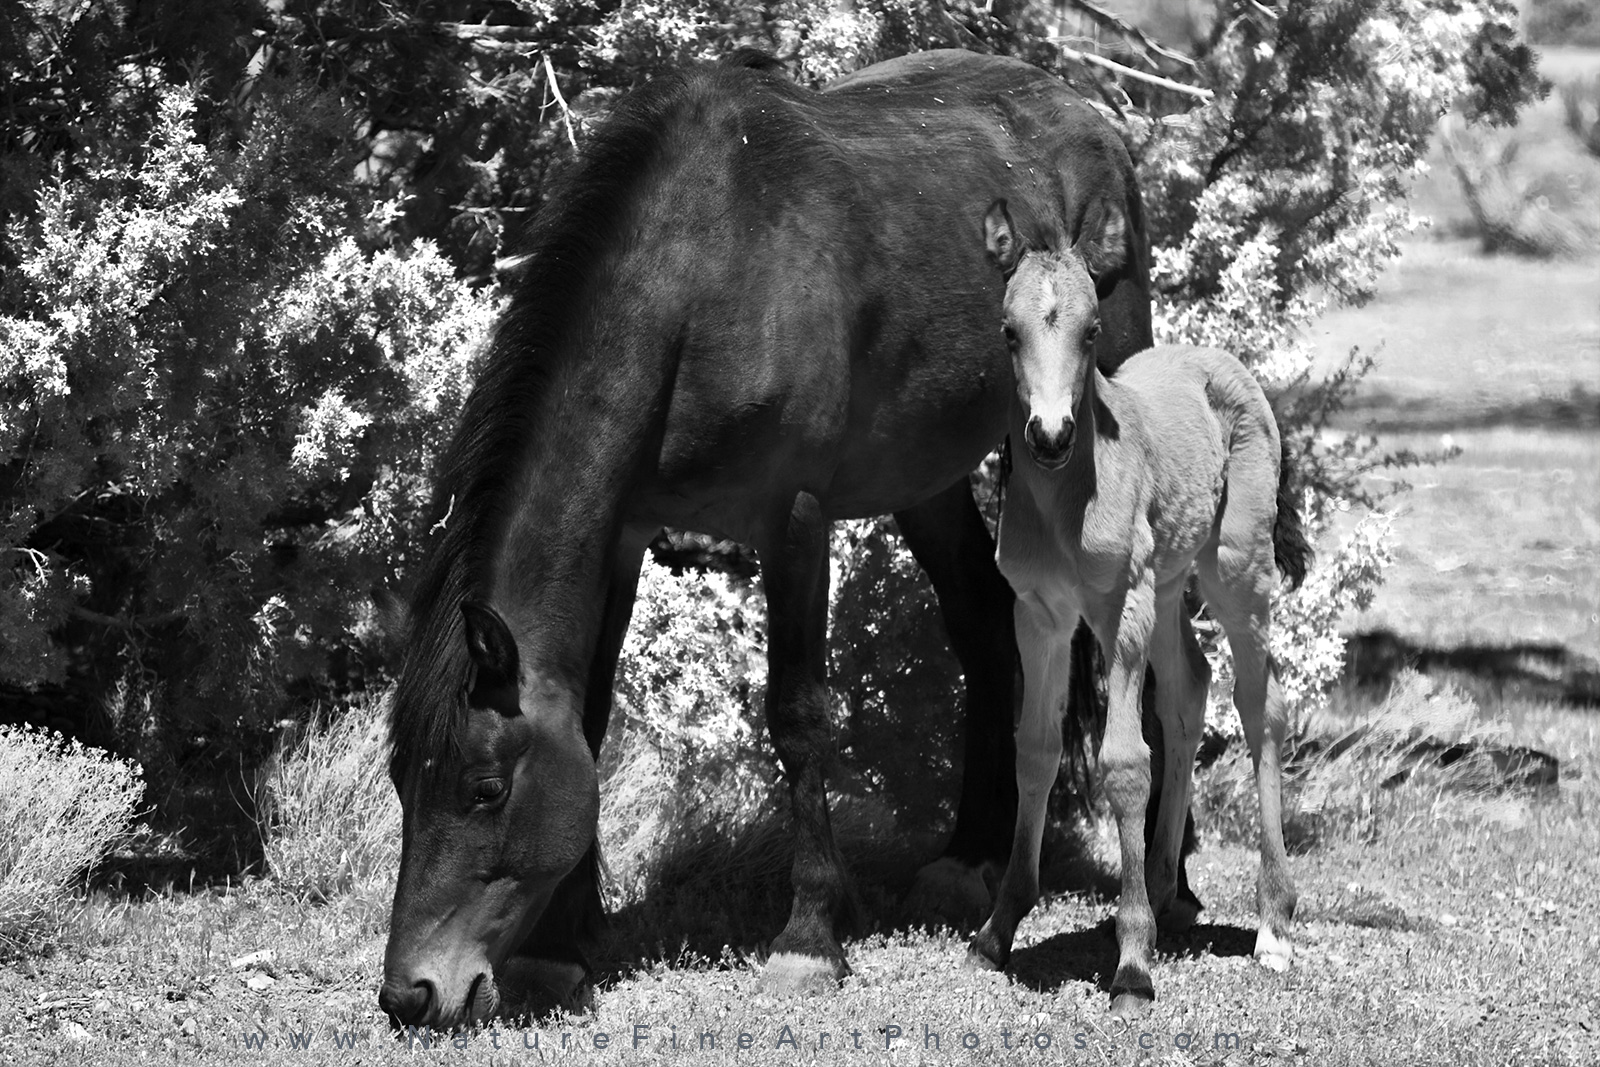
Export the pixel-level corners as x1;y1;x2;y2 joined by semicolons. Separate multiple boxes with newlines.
1;0;1595;1063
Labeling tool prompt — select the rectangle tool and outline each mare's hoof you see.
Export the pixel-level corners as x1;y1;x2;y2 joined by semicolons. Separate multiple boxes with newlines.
1254;925;1293;973
758;952;848;996
904;856;994;929
1109;987;1155;1020
963;945;1003;972
1156;895;1201;933
964;925;1009;972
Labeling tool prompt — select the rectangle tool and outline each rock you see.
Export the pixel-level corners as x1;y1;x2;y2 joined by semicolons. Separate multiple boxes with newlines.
245;975;276;992
230;950;275;971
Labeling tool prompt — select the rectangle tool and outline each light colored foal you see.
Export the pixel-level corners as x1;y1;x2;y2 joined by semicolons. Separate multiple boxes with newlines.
967;199;1310;1017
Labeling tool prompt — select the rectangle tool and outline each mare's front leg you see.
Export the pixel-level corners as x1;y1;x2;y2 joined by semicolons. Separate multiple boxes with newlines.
758;491;857;994
1098;575;1160;1018
968;589;1075;970
895;479;1018;925
504;525;653;1012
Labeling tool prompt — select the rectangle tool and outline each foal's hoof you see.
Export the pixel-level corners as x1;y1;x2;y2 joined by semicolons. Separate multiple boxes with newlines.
1254;926;1293;973
1109;988;1156;1020
758;952;848;996
904;856;994;930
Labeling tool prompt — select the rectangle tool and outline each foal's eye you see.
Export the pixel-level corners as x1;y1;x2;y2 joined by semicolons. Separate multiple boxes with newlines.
472;777;507;805
1002;324;1018;346
1085;322;1102;343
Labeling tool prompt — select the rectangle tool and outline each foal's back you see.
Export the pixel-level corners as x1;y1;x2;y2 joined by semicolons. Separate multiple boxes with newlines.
1099;344;1278;573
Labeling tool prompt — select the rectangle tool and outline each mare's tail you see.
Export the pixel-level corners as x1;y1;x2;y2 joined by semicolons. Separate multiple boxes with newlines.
1272;430;1313;591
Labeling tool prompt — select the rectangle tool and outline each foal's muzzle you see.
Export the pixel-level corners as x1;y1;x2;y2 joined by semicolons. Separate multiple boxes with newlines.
1025;414;1075;470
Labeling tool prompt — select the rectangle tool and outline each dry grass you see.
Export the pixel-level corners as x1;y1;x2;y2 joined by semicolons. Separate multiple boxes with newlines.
253;695;399;904
0;726;143;954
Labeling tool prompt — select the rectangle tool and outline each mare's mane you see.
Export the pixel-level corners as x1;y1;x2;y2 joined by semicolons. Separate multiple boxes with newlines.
386;53;792;781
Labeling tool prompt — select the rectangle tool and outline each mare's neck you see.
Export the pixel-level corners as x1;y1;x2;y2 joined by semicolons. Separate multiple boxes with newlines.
479;322;670;692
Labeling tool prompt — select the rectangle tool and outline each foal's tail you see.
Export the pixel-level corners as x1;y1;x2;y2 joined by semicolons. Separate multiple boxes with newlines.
1272;430;1313;591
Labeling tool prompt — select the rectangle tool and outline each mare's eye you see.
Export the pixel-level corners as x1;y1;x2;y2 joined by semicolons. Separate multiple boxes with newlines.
472;777;507;805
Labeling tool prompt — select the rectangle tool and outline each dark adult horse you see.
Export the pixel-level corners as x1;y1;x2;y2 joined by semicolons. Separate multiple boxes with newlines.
379;49;1162;1029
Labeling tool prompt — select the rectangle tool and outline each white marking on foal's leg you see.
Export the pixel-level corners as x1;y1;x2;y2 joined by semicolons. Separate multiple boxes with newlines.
1254;922;1293;972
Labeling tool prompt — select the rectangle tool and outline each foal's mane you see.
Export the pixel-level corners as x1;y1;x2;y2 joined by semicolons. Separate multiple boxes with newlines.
387;54;790;781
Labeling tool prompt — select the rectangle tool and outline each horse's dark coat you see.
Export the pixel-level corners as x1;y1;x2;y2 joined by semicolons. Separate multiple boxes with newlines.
380;49;1152;1029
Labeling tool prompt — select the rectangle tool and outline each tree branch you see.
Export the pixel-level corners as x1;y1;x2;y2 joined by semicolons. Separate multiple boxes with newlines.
1047;41;1215;101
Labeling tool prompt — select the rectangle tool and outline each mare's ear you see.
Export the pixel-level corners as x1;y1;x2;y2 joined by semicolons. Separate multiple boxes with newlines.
984;199;1024;275
1074;201;1128;278
461;600;520;696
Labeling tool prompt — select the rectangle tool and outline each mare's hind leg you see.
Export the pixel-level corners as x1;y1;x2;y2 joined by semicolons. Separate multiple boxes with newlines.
1144;581;1209;929
968;588;1076;970
895;480;1017;925
1196;554;1296;972
506;525;653;1011
759;491;857;994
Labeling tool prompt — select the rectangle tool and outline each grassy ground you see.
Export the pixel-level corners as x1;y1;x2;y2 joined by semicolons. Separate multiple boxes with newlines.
4;729;1596;1066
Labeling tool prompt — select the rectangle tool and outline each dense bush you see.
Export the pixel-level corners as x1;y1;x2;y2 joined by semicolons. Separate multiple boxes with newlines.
0;725;142;950
1;75;497;784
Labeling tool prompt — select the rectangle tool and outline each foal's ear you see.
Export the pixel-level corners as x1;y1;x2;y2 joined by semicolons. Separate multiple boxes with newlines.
984;199;1023;274
1073;201;1128;278
461;600;520;695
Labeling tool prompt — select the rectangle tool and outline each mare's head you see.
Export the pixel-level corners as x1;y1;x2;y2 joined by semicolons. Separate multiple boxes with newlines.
377;595;599;1031
984;198;1127;470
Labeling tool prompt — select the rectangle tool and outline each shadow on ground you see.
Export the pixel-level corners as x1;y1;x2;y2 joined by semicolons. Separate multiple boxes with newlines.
1343;628;1600;707
1008;919;1256;995
1324;386;1600;433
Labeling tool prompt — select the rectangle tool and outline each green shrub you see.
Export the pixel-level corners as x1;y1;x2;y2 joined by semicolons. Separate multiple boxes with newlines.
1561;76;1600;158
254;695;399;903
0;725;142;952
1442;119;1600;256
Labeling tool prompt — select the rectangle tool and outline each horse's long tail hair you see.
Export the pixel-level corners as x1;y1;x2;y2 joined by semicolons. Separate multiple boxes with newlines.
1272;430;1313;591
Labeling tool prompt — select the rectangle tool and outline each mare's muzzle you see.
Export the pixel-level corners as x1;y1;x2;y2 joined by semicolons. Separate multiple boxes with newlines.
1025;414;1075;470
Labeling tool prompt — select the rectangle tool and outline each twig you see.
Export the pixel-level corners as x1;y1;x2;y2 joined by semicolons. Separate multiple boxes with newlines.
542;53;580;156
1048;42;1215;101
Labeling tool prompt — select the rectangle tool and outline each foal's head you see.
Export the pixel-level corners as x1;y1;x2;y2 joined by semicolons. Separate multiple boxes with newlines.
984;199;1126;470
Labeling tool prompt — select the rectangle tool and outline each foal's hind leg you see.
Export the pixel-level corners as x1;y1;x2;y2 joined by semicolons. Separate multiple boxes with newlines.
1197;556;1296;972
895;480;1017;925
1144;580;1209;930
758;491;857;994
968;588;1075;971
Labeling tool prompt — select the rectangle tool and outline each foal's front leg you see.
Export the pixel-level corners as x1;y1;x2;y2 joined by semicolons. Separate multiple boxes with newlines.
1098;576;1160;1018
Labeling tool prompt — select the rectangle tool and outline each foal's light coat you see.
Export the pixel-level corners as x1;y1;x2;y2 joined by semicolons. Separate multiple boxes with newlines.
969;201;1308;1017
